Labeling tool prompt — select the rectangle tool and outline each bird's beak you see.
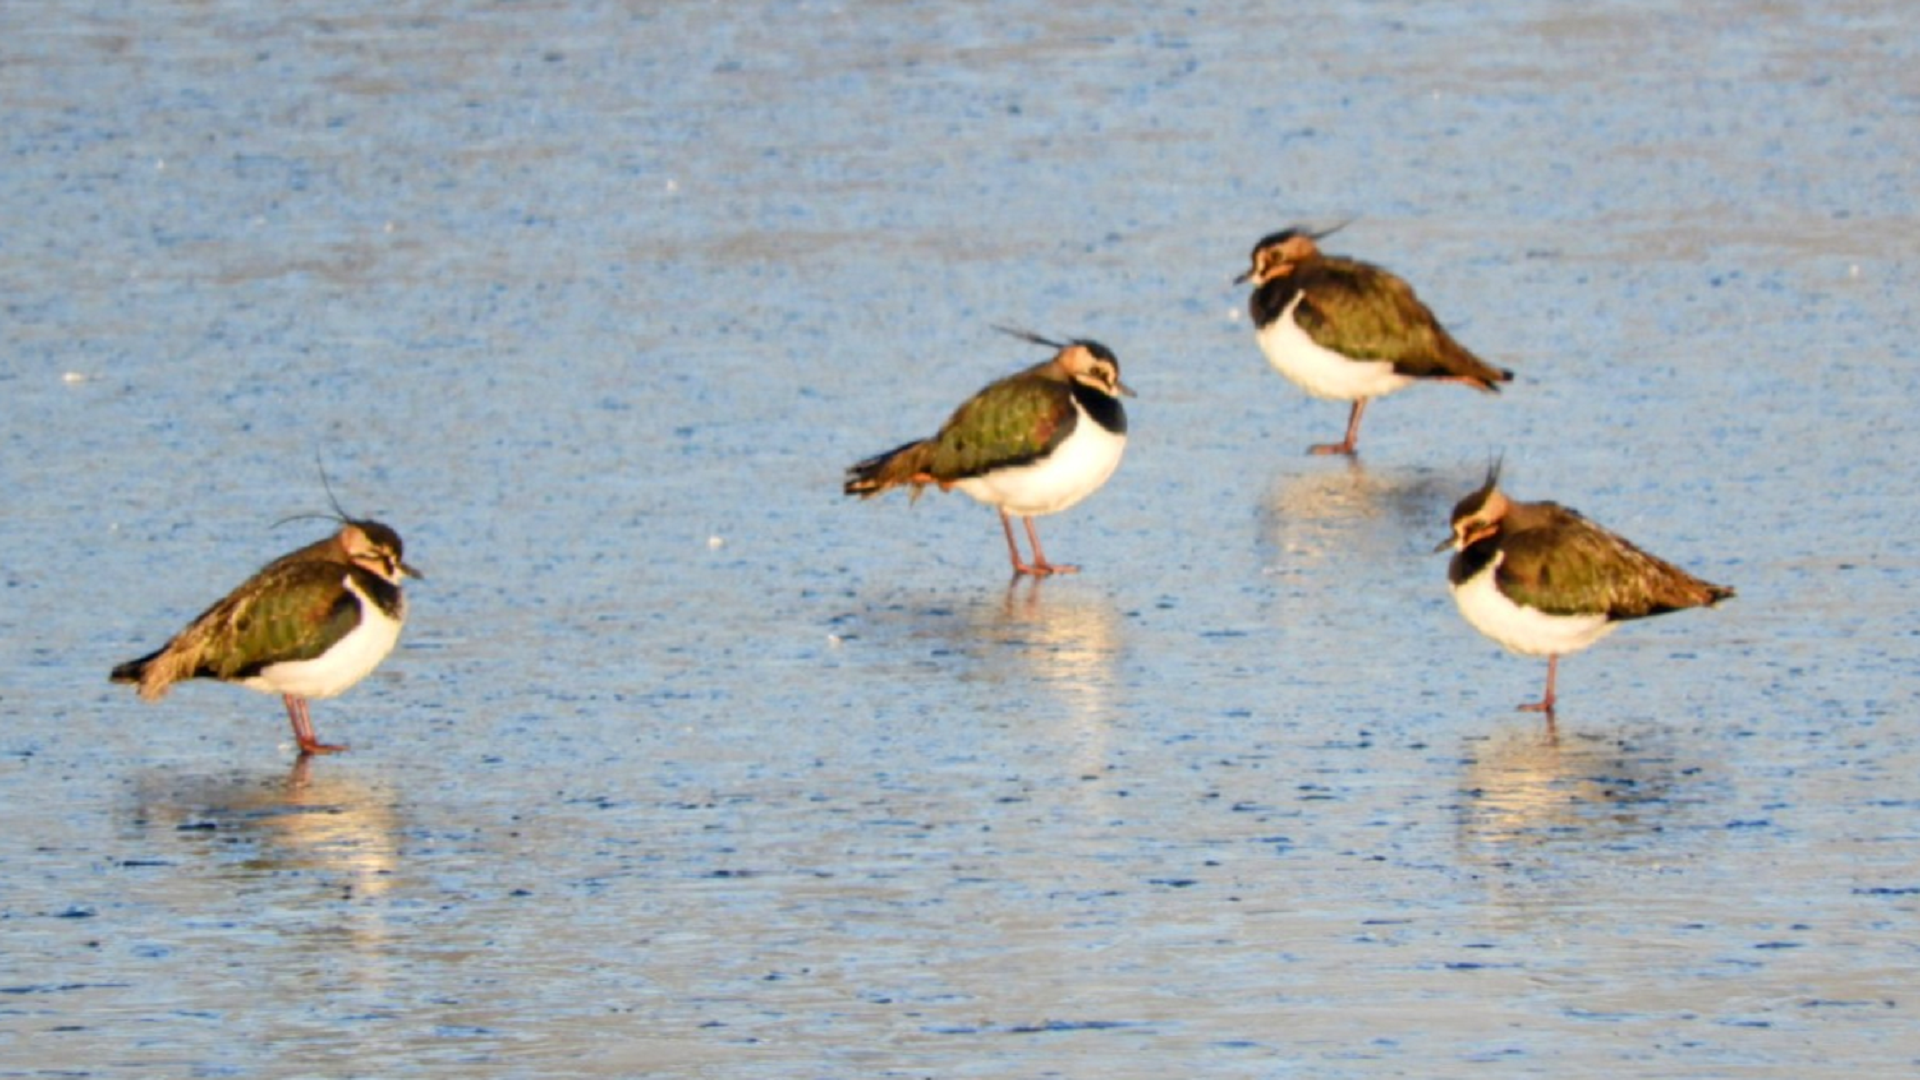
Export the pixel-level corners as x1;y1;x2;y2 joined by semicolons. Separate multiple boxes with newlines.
1431;536;1456;555
1232;267;1252;286
1116;379;1138;399
400;560;425;580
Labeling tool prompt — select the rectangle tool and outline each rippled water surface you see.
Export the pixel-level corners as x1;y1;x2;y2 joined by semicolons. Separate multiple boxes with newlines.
4;1;1918;1076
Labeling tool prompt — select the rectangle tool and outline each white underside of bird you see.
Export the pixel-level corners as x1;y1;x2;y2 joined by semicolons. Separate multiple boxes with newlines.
239;576;406;700
1450;551;1616;658
952;398;1127;517
1256;293;1415;402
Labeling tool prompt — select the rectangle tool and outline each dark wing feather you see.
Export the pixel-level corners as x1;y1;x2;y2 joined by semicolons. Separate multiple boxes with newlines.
1497;514;1730;620
211;566;363;677
844;361;1079;496
1294;258;1510;386
134;561;360;693
920;367;1077;480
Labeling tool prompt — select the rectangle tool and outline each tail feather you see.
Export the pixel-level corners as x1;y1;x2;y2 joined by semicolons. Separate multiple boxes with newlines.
1635;571;1735;618
845;439;935;498
1463;360;1515;393
109;654;152;685
110;645;188;701
1431;324;1515;392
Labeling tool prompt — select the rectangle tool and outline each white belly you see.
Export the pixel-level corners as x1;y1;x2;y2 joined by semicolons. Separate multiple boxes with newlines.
1256;294;1415;402
1450;554;1616;658
242;577;406;700
952;401;1127;517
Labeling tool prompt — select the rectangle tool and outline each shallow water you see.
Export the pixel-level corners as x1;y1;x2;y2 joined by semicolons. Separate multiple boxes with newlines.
4;1;1919;1076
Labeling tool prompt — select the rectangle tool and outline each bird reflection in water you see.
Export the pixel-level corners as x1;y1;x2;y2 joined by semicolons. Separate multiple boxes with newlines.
1260;461;1459;571
1455;721;1702;920
972;578;1125;784
1458;724;1685;845
130;758;404;957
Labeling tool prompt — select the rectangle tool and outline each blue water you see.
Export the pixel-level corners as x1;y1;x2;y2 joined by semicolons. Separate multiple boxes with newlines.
4;1;1918;1076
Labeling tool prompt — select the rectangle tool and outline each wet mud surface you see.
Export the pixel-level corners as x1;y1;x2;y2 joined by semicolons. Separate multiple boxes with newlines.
3;1;1918;1076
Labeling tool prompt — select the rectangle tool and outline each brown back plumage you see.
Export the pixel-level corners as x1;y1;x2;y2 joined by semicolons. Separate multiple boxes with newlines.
844;338;1128;500
111;522;413;701
1445;468;1735;620
1243;225;1514;389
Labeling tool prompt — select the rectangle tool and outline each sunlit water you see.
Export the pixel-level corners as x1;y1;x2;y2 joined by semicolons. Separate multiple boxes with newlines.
3;1;1918;1076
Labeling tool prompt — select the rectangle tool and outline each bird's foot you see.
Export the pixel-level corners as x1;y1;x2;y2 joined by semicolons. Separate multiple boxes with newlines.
1517;700;1556;715
296;738;350;756
1013;561;1079;578
1308;441;1358;457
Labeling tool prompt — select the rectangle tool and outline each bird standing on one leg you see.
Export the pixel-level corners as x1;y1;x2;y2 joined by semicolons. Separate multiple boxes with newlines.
1436;464;1734;715
844;328;1133;578
111;518;420;755
1237;224;1513;456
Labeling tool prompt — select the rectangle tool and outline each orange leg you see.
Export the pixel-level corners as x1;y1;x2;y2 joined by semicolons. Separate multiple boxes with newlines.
1022;515;1077;577
997;511;1078;578
997;511;1033;575
1518;655;1559;715
283;694;348;756
1309;399;1367;456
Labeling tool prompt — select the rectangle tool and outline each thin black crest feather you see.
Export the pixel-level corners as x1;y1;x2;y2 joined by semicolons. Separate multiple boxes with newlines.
270;511;343;531
317;456;353;521
1446;453;1508;525
1311;217;1355;243
1257;218;1358;253
990;324;1116;362
990;324;1068;351
270;458;357;532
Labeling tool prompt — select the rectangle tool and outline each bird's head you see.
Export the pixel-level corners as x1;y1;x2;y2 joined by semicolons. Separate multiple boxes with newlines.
1235;221;1345;286
1435;460;1509;554
994;325;1136;399
340;520;422;583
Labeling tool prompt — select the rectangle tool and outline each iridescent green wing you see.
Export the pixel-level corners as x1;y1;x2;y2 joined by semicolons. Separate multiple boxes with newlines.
922;368;1076;480
1294;260;1452;368
196;562;361;678
1496;518;1701;619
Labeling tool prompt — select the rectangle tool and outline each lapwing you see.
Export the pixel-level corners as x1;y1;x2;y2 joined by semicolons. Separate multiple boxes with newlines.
112;517;420;755
1238;224;1512;455
1437;465;1734;714
845;328;1133;577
